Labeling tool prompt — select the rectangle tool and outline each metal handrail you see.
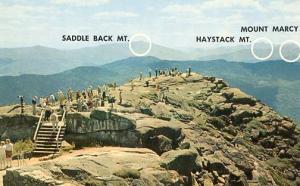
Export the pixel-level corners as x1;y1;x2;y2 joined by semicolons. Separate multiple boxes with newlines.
33;109;45;141
56;109;66;143
56;126;62;142
61;109;66;123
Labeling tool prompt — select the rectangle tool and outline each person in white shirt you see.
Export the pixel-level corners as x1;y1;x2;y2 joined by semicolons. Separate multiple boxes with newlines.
4;139;13;168
50;112;59;133
0;141;6;169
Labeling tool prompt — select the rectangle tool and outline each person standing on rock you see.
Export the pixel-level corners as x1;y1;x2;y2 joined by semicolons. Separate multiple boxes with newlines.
39;97;44;107
174;67;178;76
44;104;51;121
107;94;116;110
97;86;102;96
145;80;149;87
76;90;81;100
82;90;87;99
45;96;50;106
113;82;117;90
118;89;123;105
188;66;192;76
58;90;65;112
32;96;37;115
87;86;93;99
67;88;73;101
130;81;134;91
76;97;81;111
87;98;93;111
65;99;72;112
49;94;56;106
139;72;143;81
101;88;106;101
4;139;13;168
0;141;6;169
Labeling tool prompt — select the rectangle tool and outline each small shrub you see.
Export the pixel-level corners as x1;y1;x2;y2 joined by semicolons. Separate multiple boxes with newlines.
13;139;35;155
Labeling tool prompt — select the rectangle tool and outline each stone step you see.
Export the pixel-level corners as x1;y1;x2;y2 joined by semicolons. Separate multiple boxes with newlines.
33;150;59;154
35;147;60;151
40;124;66;127
38;132;65;136
39;127;66;130
35;140;62;144
39;126;66;130
37;131;65;135
34;149;59;154
37;133;64;137
38;129;65;133
36;142;61;146
36;137;63;141
36;143;61;147
41;123;66;127
35;143;61;147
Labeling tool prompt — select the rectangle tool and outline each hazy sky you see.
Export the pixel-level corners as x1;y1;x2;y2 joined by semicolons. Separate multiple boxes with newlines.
0;0;299;49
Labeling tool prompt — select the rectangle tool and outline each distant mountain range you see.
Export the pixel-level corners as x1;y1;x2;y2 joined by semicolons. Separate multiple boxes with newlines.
0;43;191;76
1;43;297;76
0;56;299;123
198;45;300;62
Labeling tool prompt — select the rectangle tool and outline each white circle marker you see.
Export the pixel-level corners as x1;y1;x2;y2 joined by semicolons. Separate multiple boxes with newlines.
251;37;274;61
129;33;152;57
279;40;300;63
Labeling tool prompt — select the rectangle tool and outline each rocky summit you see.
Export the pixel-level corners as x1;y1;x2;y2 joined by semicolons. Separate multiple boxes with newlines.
2;72;300;186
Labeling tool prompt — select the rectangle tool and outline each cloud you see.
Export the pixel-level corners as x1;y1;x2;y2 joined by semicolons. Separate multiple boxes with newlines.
269;1;300;14
162;4;200;15
93;11;139;19
162;0;265;15
0;4;58;19
203;0;264;11
52;0;110;7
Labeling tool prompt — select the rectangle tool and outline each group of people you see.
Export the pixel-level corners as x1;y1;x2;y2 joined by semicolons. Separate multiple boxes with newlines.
27;84;118;118
141;67;192;103
76;85;116;111
139;67;192;80
0;139;13;169
28;67;192;115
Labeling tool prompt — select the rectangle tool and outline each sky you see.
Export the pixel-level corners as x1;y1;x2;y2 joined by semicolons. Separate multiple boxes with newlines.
0;0;299;49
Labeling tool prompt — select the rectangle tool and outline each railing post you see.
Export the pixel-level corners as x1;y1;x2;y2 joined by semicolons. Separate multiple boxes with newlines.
33;109;44;141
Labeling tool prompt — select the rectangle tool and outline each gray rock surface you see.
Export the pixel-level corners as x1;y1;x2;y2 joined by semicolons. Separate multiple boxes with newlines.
4;148;183;186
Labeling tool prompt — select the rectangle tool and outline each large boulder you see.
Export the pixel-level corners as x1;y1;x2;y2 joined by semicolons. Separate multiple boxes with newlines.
0;114;38;141
161;149;198;175
136;117;185;153
148;135;173;155
222;88;257;106
4;147;183;186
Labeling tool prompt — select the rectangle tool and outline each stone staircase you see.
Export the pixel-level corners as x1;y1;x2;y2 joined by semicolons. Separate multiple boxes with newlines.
33;110;66;155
